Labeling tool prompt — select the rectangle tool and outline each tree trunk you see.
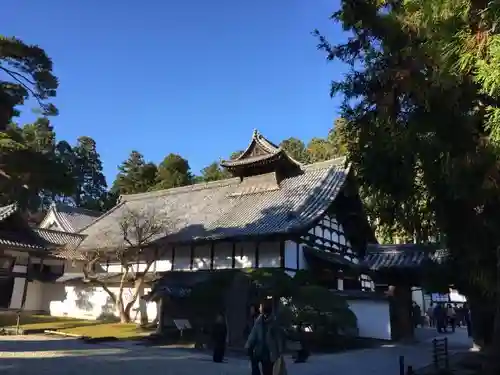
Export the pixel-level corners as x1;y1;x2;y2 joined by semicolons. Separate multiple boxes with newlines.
389;285;414;341
116;299;131;323
483;248;500;374
469;295;494;349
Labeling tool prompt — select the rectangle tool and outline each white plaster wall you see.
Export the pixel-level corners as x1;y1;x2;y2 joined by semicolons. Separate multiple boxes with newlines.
412;287;425;311
258;241;280;268
234;242;255;268
39;209;61;230
9;265;27;309
49;285;157;322
347;299;391;340
192;244;210;270
24;281;43;311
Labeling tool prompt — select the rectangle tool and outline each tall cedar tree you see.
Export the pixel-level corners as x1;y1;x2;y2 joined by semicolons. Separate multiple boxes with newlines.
316;0;500;361
112;151;158;195
72;136;108;211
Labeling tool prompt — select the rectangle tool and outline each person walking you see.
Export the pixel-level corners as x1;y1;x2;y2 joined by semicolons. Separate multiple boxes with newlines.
447;304;456;333
427;303;435;327
412;301;422;328
245;300;283;375
211;313;227;363
435;303;447;333
463;302;472;337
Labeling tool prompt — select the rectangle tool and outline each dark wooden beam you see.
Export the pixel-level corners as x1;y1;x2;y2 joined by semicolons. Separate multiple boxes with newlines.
189;244;194;270
210;242;214;269
231;242;236;269
279;240;285;268
255;242;260;268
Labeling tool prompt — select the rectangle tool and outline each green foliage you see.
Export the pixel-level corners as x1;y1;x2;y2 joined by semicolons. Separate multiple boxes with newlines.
0;118;76;210
112;151;157;195
185;271;236;325
152;153;193;190
246;268;296;298
315;0;500;309
72;136;108;210
279;137;310;163
307;137;336;163
244;269;357;335
0;36;58;130
198;162;231;182
290;285;357;334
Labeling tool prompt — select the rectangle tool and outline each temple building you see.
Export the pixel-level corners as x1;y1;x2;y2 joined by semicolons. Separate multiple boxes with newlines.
75;131;373;271
2;130;451;342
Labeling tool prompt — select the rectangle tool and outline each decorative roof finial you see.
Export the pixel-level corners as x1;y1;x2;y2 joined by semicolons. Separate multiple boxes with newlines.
252;129;259;138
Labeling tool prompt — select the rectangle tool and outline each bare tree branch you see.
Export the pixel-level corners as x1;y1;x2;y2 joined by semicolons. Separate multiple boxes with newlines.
80;206;174;323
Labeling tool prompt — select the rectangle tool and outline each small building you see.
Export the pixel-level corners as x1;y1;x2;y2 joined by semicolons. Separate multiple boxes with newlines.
39;203;101;233
0;203;84;311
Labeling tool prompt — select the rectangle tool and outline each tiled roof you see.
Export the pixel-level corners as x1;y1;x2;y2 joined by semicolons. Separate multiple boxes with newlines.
303;246;358;268
220;130;302;169
33;228;85;247
0;203;86;257
0;203;18;221
361;244;447;271
76;157;349;251
50;203;100;232
0;230;45;250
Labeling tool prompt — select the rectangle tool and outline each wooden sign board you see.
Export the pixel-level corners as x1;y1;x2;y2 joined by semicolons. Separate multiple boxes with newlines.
173;319;191;330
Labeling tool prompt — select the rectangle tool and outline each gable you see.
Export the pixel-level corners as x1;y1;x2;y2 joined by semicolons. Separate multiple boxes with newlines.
299;177;376;262
39;209;64;231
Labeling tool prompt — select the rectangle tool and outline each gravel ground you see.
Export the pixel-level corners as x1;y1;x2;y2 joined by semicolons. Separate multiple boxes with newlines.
0;328;472;375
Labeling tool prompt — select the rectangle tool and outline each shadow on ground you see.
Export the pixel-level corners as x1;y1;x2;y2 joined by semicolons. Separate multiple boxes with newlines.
0;329;473;375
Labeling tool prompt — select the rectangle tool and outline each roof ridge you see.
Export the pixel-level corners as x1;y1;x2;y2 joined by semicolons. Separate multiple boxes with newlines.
121;177;241;202
53;202;100;216
302;156;347;170
120;156;348;203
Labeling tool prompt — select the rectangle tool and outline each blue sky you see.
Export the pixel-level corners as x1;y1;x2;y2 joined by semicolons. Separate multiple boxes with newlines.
4;0;347;183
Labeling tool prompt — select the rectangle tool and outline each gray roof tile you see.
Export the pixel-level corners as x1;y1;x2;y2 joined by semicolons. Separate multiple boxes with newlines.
0;204;86;257
361;244;448;271
33;228;85;247
50;203;101;232
76;157;349;251
0;203;18;221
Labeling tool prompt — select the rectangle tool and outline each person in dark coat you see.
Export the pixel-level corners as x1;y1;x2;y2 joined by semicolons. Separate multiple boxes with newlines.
211;313;227;363
293;322;309;363
412;302;422;328
463;302;472;337
245;300;283;375
434;303;447;333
